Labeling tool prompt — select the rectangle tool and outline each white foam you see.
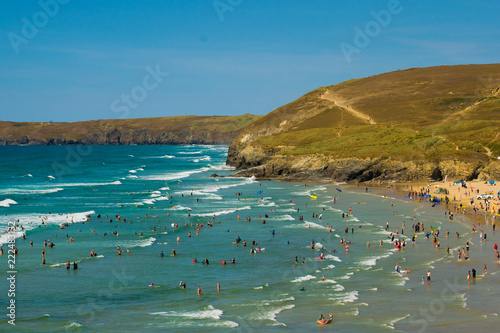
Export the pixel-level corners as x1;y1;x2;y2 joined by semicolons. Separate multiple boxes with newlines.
291;274;316;283
330;284;346;291
384;314;410;329
251;304;295;326
277;208;298;213
0;210;95;245
0;187;65;195
394;275;410;286
57;180;122;187
358;253;391;267
329;290;359;304
65;322;83;328
150;305;223;320
154;196;170;201
191;206;251;217
198;177;255;193
338;272;354;280
178;151;202;154
159;187;170;191
168;205;192;211
324;254;342;262
48;175;55;180
304;221;329;230
258;202;276;207
119;237;156;248
0;199;18;207
129;170;137;173
142;168;210;181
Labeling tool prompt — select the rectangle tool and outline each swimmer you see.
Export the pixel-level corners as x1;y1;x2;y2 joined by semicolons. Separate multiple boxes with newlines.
316;314;333;324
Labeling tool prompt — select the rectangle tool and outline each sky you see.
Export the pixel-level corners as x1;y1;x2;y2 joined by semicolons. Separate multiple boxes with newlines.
0;0;499;122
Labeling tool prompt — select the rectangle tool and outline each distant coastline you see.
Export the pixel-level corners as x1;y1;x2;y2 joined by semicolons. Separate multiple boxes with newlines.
0;114;262;146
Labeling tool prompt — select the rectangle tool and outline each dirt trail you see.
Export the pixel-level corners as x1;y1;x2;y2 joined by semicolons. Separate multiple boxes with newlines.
320;90;376;124
442;100;483;123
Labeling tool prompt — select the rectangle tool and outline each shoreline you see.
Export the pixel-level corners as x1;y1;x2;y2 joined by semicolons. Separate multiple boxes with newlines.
249;174;499;230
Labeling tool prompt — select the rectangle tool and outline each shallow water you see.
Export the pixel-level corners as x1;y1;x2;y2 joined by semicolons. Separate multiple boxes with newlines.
0;145;499;332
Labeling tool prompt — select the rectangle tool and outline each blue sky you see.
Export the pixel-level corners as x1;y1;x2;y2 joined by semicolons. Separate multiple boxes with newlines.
0;0;499;122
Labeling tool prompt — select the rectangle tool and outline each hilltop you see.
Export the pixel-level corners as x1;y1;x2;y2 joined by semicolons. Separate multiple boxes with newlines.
227;64;500;181
0;114;262;146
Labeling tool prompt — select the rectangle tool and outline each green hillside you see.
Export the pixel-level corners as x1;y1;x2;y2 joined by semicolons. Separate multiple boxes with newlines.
228;64;500;181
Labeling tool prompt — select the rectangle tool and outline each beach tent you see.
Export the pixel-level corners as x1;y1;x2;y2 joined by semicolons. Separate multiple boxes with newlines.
489;180;496;185
453;180;462;184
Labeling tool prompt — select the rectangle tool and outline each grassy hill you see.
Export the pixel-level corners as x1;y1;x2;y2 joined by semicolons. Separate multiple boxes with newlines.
0;114;262;145
228;64;500;181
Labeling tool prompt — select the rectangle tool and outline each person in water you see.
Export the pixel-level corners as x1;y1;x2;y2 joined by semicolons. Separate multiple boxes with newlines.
317;314;333;324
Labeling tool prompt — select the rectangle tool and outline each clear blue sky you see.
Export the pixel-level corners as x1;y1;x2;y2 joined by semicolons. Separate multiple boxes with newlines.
0;0;498;122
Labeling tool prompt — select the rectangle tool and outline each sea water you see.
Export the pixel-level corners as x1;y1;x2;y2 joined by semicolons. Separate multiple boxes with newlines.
0;145;499;332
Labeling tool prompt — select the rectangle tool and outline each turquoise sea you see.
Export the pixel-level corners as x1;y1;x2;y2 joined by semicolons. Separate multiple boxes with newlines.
1;145;499;332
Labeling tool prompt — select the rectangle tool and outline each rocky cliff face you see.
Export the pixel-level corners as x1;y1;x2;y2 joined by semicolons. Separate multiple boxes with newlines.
0;128;230;145
228;146;491;182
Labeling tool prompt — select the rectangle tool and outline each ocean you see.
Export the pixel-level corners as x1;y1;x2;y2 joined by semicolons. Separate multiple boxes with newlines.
0;145;499;332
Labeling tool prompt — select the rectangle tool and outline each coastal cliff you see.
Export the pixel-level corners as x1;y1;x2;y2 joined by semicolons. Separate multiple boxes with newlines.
0;114;261;146
228;64;500;182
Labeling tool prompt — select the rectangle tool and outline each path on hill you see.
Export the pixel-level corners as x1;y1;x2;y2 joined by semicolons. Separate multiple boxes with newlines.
442;100;483;123
320;90;377;125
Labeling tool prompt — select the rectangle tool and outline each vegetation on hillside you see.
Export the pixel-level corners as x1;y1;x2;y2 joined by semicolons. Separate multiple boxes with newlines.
232;64;500;168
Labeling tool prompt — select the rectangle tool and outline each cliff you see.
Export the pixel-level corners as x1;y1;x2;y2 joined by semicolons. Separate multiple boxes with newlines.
0;114;262;146
228;64;500;182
